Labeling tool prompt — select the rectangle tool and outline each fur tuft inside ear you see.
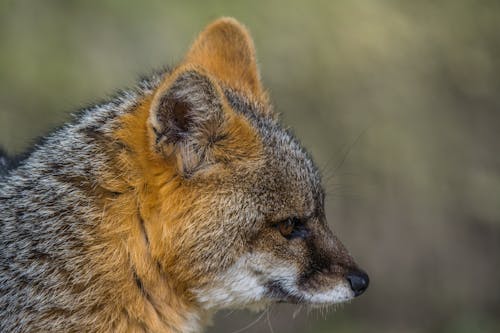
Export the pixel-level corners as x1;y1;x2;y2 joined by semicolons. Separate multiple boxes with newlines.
149;70;227;177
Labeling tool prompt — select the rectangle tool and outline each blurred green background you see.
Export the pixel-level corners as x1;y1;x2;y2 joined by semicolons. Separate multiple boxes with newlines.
1;0;499;332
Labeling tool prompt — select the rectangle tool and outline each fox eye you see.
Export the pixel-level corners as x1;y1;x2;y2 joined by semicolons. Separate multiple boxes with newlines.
276;217;309;240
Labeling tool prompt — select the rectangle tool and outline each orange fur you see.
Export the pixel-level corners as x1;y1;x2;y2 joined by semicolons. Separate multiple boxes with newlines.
184;18;268;105
77;96;193;332
150;64;263;171
91;61;264;331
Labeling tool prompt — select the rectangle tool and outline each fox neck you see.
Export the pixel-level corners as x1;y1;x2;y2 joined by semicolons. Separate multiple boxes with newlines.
96;176;211;333
112;231;209;333
92;101;213;333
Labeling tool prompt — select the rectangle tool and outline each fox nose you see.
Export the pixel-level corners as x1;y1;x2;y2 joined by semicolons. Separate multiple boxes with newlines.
346;270;369;297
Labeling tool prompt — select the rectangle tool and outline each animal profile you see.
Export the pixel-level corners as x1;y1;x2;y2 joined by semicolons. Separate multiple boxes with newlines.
0;17;369;333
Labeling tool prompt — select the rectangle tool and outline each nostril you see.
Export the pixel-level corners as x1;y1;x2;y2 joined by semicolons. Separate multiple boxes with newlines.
346;271;369;297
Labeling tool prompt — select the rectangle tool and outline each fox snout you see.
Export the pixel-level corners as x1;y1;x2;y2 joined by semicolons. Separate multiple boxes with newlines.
193;211;369;310
321;224;370;298
286;220;369;305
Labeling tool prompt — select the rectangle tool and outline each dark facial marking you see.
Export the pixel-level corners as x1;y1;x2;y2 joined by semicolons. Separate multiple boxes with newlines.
298;233;335;287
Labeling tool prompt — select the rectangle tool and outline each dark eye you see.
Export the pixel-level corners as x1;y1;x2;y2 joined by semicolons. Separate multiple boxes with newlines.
276;217;309;240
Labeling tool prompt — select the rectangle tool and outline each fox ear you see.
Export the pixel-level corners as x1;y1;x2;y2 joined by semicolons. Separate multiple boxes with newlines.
149;70;227;177
184;17;263;98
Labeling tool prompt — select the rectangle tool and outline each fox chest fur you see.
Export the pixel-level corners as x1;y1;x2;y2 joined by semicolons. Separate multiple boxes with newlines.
0;18;368;333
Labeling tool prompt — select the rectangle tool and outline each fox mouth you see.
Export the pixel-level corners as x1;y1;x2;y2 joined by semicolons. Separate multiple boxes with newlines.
265;272;368;305
265;280;353;305
265;280;305;304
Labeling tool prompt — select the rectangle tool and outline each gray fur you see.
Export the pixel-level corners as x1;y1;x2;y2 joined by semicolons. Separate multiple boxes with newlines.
0;71;165;332
0;68;328;332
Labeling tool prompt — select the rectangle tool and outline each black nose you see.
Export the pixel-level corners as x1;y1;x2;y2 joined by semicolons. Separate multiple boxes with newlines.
346;271;369;297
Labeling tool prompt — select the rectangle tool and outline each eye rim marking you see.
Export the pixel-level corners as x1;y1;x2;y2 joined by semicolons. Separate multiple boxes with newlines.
274;217;310;240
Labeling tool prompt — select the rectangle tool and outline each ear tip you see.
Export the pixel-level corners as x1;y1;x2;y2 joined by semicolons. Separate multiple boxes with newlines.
204;16;252;38
184;17;262;97
211;16;241;25
208;16;246;28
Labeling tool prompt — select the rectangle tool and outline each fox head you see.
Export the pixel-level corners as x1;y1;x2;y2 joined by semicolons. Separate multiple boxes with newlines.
117;18;368;318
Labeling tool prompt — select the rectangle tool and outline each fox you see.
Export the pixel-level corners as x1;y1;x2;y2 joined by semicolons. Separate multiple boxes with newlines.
0;18;369;333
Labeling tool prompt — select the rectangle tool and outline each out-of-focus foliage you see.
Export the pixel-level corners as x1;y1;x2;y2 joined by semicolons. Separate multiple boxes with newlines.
1;1;499;332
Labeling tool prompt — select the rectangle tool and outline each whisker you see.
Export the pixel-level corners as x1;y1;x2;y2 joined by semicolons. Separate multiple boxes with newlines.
230;310;267;333
223;309;237;318
321;125;372;185
292;305;303;319
266;307;275;333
